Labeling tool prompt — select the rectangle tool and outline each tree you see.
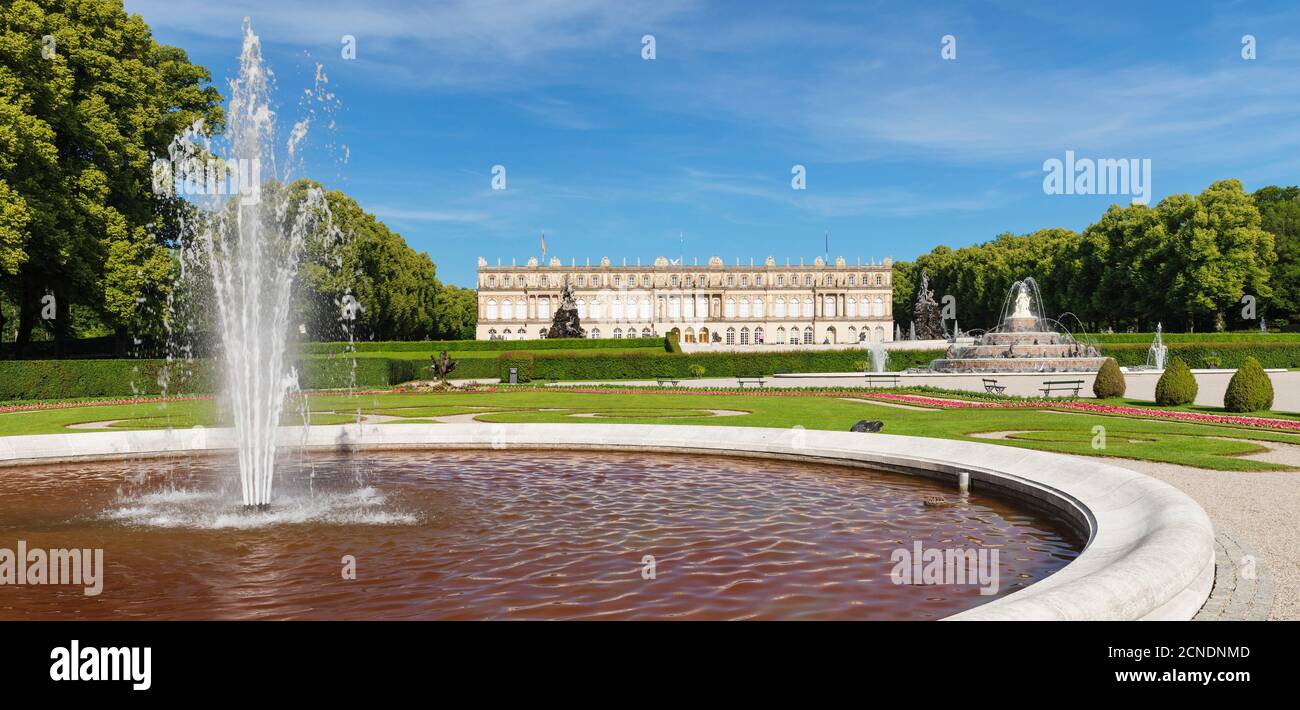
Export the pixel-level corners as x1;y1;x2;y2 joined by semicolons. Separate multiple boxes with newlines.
1253;186;1300;325
0;0;224;356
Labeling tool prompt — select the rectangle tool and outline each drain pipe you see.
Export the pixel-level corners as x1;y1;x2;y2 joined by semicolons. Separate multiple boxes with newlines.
957;471;970;494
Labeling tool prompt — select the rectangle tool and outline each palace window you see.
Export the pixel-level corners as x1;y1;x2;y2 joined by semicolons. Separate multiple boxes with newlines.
501;300;513;320
613;275;621;287
754;327;764;344
590;299;602;319
642;327;652;338
539;297;550;318
824;295;836;318
756;275;764;286
804;275;813;286
725;298;736;318
487;299;498;320
775;327;786;344
671;274;679;287
576;299;586;319
727;275;735;287
590;328;601;338
726;327;735;345
640;298;652;320
739;299;750;318
488;328;498;339
825;275;833;286
754;299;764;318
612;298;624;320
774;298;785;318
876;274;883;286
741;276;748;287
847;275;855;286
739;327;750;345
803;326;814;345
846;297;856;318
777;275;785;287
613;328;622;339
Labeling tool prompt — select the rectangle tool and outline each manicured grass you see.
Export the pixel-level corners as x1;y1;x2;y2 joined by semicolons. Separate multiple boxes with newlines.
2;389;1298;472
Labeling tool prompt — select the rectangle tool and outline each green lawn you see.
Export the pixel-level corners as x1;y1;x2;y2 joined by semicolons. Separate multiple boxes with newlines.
2;389;1298;472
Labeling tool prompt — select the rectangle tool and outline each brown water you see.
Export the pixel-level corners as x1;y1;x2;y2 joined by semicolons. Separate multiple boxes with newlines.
0;450;1080;620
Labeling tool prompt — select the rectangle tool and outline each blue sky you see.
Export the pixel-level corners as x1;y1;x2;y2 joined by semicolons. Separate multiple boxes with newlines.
125;0;1300;287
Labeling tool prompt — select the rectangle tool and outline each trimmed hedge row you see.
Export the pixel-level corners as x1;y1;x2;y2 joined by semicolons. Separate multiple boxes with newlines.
494;348;944;382
1093;332;1300;343
299;337;663;355
1101;342;1300;369
0;356;429;400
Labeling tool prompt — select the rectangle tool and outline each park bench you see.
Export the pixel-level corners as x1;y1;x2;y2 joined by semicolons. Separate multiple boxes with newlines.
655;378;680;387
982;378;1006;394
863;373;901;388
736;376;767;388
1040;379;1084;398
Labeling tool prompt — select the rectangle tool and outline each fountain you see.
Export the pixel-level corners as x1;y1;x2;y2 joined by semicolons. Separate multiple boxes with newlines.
928;278;1107;373
869;338;890;372
170;21;341;507
1146;322;1168;371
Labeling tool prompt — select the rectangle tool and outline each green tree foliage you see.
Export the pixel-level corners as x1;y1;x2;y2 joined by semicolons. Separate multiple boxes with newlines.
894;180;1278;334
1092;357;1126;398
0;0;223;356
1253;186;1300;325
290;180;472;342
1154;356;1198;406
1223;356;1274;412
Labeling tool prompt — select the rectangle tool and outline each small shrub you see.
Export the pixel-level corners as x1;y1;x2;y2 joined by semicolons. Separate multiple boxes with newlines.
852;360;869;372
687;364;706;378
1092;358;1126;398
1154;356;1197;406
1223;356;1274;412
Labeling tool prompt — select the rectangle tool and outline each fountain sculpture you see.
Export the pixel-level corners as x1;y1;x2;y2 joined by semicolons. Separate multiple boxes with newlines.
928;278;1106;373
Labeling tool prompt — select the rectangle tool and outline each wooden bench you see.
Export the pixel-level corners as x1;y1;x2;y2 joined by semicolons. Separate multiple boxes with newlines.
655;378;680;387
982;378;1006;394
1040;379;1084;398
736;377;767;388
863;373;901;387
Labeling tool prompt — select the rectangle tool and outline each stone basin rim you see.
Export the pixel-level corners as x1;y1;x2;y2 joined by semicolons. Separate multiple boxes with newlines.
0;423;1214;621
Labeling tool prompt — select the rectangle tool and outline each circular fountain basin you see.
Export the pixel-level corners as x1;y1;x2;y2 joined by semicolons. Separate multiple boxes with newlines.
0;424;1215;620
0;449;1078;620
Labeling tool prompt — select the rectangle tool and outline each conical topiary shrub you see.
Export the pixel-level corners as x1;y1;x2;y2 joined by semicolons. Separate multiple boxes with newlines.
1092;358;1126;399
1154;356;1197;406
1223;356;1274;412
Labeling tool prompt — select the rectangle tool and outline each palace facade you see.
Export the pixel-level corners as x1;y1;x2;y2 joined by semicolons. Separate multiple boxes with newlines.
475;255;894;346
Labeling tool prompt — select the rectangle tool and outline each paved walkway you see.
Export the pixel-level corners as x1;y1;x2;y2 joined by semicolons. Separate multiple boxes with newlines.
1095;456;1298;620
1195;529;1274;621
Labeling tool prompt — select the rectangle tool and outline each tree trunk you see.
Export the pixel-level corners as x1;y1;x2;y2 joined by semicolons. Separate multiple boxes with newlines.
14;292;37;360
53;293;71;359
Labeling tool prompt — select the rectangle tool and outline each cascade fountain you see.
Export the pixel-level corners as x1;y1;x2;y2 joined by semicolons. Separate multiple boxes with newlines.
927;278;1106;373
171;21;341;508
1146;322;1168;371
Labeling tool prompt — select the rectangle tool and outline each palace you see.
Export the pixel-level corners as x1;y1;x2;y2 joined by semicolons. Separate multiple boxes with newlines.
475;255;894;346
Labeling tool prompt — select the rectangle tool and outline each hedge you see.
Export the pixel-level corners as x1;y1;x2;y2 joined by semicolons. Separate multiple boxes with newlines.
1100;342;1300;369
0;356;431;400
299;337;663;355
495;348;944;381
